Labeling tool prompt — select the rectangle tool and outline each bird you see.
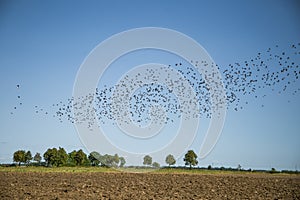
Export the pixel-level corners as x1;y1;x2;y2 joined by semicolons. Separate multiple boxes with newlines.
10;42;299;131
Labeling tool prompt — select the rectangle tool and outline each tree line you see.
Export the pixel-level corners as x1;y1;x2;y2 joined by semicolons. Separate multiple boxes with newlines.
12;148;199;168
13;148;126;167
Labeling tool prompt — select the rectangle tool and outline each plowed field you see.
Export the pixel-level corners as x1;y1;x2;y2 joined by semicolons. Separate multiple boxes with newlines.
1;171;299;199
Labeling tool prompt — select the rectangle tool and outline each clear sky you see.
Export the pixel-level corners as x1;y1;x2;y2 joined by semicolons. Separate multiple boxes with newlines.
0;0;299;170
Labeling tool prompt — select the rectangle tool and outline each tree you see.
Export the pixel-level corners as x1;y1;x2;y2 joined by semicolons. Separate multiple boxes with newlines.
68;150;77;166
88;151;101;166
68;149;89;166
43;147;68;167
44;148;58;167
93;153;124;167
25;151;32;164
74;149;88;166
143;155;152;166
44;148;56;166
13;150;26;166
119;156;126;167
100;154;118;167
183;150;198;169
237;164;242;171
152;162;160;168
113;154;120;167
33;153;42;163
99;154;109;167
270;167;277;173
165;154;176;166
57;147;68;166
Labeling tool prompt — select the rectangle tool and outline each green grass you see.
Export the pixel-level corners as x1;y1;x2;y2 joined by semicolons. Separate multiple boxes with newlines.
0;166;298;175
0;166;231;174
0;166;119;173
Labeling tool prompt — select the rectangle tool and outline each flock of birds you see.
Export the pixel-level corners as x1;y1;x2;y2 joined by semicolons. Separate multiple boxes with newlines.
11;43;300;130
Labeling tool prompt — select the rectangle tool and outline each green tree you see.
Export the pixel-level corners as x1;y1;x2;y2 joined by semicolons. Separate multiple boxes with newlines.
184;150;198;169
13;150;26;166
143;155;152;166
90;154;121;168
165;154;176;166
25;151;32;164
152;162;160;168
88;151;101;166
237;164;242;171
43;148;57;167
57;147;68;166
43;147;67;167
33;152;42;163
68;150;77;166
270;167;277;173
119;156;126;167
98;154;106;167
100;154;116;167
113;154;120;167
74;149;88;166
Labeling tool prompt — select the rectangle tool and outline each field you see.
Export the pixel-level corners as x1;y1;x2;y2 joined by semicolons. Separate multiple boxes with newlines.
0;167;299;199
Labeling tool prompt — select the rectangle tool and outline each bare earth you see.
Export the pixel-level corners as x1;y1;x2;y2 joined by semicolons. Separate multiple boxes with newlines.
1;172;299;200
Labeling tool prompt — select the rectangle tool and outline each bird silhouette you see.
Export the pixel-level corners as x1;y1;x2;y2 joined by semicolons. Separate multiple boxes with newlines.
10;43;299;130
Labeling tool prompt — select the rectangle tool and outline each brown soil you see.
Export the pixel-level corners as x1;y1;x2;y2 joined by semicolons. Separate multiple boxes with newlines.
0;172;299;199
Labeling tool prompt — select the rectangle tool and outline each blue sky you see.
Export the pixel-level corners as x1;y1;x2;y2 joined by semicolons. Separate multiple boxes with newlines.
0;0;299;170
